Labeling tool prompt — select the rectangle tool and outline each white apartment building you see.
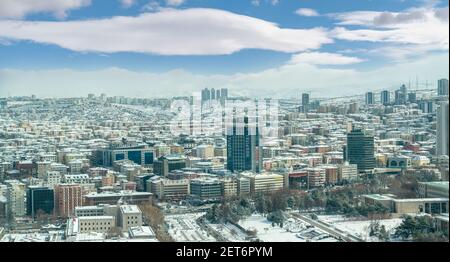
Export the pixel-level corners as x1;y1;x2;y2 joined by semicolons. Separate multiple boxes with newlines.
338;162;358;181
46;171;62;187
64;174;90;184
5;180;26;217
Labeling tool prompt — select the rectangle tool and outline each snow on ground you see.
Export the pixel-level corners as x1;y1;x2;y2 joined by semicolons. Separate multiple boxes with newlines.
165;213;216;242
208;222;249;242
238;214;338;242
1;231;64;242
317;215;403;241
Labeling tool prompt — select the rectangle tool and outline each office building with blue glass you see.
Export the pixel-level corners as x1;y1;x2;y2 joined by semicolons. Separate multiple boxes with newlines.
226;116;262;173
26;186;54;218
94;141;154;167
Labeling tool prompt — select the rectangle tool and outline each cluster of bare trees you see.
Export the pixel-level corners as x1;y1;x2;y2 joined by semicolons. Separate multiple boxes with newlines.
139;202;174;242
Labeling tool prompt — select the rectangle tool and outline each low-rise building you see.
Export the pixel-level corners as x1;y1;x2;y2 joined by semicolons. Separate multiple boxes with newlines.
67;216;116;235
190;178;222;200
83;191;152;206
128;226;156;240
149;178;190;201
119;205;143;232
240;172;284;195
418;181;449;198
75;206;105;217
338;162;358;181
221;177;237;198
305;168;326;188
364;194;449;215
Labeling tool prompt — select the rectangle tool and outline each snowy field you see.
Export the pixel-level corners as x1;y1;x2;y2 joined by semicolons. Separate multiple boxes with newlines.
238;214;338;242
317;215;403;241
165;213;216;242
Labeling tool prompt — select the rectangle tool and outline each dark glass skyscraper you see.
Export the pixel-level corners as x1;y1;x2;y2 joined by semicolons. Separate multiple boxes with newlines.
227;117;262;173
381;90;390;105
438;78;449;96
301;93;310;113
346;129;376;172
26;186;54;218
365;92;375;105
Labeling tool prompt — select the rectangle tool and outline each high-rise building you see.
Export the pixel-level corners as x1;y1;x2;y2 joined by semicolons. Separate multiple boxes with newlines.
348;103;359;114
395;85;407;105
301;93;310;113
5;180;26;218
26;186;54;218
211;88;216;100
365;92;375;105
226;117;262;173
216;89;221;100
55;184;82;218
438;79;449;96
0;99;7;109
381;90;390;106
346;129;376;172
437;102;449;156
419;100;434;114
201;88;211;102
400;84;408;99
408;92;417;103
220;88;229;100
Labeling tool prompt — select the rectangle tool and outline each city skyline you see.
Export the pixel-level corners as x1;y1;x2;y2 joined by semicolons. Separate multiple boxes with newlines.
0;0;449;98
0;0;449;247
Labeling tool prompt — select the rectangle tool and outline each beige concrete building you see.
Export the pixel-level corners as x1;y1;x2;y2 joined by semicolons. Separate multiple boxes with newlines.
149;178;190;201
241;172;284;195
221;177;237;198
67;216;116;235
119;205;143;232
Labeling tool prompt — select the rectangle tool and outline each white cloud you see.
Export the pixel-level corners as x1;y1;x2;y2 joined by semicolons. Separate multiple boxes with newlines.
331;7;448;27
289;52;364;65
295;8;319;17
251;0;279;7
434;6;449;22
0;0;91;19
1;54;447;99
0;8;332;55
165;0;185;6
142;1;161;12
251;0;260;7
120;0;136;9
330;7;449;57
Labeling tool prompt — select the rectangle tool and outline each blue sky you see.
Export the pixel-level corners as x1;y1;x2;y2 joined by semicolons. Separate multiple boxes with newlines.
0;0;448;98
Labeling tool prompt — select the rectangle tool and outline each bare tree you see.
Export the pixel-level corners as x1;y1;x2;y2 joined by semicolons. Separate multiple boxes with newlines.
139;203;174;242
